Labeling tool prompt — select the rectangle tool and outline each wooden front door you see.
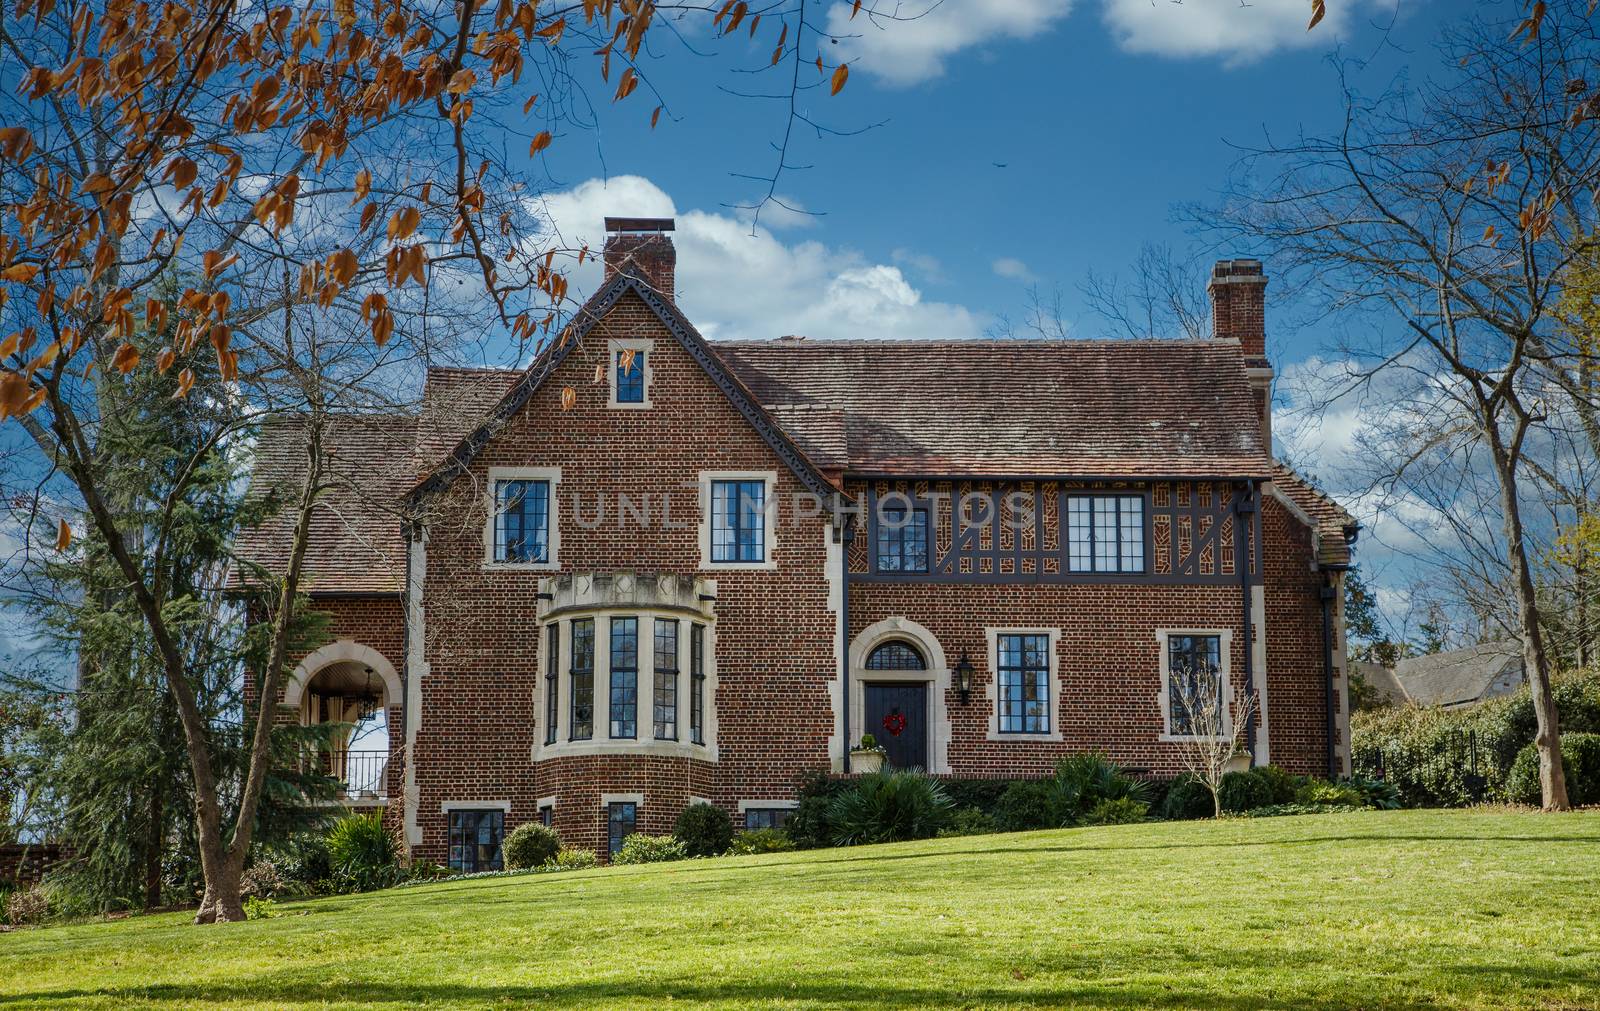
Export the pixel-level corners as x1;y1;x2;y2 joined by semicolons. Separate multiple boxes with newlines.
864;682;929;771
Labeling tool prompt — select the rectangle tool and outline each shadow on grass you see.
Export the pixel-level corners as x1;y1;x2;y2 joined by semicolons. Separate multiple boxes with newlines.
0;975;1475;1010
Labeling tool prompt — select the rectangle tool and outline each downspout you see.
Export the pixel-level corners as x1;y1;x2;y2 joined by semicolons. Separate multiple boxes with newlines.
1321;575;1337;779
841;520;852;774
1239;479;1257;758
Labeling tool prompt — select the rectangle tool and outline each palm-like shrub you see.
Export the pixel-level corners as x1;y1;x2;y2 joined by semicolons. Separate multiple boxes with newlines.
326;812;399;893
993;780;1068;831
503;823;561;870
827;770;954;845
1054;752;1151;811
673;802;733;857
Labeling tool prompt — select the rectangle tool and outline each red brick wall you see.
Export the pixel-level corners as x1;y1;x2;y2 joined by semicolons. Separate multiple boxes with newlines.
413;290;836;861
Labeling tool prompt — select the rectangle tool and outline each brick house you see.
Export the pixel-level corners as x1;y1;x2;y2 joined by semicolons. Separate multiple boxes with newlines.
235;217;1357;868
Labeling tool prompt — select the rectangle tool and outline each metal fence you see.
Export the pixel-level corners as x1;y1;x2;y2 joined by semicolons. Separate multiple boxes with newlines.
1353;728;1488;807
321;749;389;799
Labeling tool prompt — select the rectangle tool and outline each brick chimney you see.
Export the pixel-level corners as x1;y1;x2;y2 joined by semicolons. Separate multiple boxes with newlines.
1208;258;1274;446
603;217;675;301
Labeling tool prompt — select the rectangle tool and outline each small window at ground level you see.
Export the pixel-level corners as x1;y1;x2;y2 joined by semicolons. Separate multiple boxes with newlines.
538;805;554;828
744;808;791;831
447;809;504;872
607;802;637;859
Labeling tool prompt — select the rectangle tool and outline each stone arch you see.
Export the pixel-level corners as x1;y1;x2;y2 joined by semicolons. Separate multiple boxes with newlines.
284;639;401;711
847;617;951;774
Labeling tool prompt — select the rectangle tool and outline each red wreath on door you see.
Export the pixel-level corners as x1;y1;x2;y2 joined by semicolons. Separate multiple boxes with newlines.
882;711;907;737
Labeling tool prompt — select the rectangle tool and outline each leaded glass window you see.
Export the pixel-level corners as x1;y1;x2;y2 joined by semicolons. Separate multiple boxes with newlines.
615;349;646;403
653;618;678;741
493;479;550;563
875;504;929;573
538;805;553;828
690;623;706;745
607;801;637;859
1167;633;1223;736
866;641;926;671
569;618;594;741
447;809;504;872
711;479;766;563
609;617;638;739
544;623;559;745
1066;495;1144;573
997;633;1051;734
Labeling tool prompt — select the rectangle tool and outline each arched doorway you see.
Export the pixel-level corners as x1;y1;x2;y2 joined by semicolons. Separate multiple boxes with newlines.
848;618;951;774
286;641;401;802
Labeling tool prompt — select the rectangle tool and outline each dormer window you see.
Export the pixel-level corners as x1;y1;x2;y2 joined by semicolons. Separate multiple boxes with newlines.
608;338;654;408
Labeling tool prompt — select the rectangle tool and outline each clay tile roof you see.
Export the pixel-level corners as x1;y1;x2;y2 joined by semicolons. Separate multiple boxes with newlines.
1268;461;1357;567
228;413;416;595
712;338;1274;478
414;366;520;477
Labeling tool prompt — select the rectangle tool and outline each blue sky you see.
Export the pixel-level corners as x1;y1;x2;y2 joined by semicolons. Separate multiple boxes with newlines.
527;0;1444;357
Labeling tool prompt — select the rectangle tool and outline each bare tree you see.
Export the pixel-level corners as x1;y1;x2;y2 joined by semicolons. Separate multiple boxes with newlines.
1168;658;1258;819
1203;3;1600;809
1081;242;1212;341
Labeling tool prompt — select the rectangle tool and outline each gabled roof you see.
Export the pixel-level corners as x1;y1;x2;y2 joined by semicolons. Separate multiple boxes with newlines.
1267;462;1358;567
228;414;415;595
408;272;847;508
1351;659;1410;706
712;338;1275;478
1394;641;1525;708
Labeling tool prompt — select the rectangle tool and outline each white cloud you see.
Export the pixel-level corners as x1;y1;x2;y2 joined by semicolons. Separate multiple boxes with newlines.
1101;0;1395;65
531;175;985;340
991;256;1037;282
826;0;1075;87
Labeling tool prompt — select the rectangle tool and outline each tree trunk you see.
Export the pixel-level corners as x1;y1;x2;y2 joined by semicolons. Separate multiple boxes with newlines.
1484;407;1571;811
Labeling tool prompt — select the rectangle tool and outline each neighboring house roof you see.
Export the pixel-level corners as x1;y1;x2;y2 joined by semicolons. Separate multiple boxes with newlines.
1351;659;1410;706
1393;641;1525;708
408;272;847;509
712;337;1275;479
228;414;416;596
1266;461;1357;567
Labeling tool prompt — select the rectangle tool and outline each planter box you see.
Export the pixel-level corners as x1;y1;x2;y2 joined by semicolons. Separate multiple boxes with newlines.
849;749;884;774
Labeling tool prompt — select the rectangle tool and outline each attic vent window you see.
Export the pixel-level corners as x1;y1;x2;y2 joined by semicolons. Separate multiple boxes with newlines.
608;338;654;408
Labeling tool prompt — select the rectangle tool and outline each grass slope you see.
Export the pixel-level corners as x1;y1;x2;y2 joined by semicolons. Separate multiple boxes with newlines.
2;809;1598;1009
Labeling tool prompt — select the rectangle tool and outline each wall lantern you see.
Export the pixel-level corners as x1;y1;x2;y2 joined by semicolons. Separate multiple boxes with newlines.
953;650;975;704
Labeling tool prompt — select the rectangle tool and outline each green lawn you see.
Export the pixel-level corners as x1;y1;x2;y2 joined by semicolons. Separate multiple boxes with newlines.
2;809;1598;1010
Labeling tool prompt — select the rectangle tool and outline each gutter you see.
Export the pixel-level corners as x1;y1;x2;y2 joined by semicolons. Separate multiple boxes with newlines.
841;521;852;774
1320;575;1338;779
1238;479;1257;758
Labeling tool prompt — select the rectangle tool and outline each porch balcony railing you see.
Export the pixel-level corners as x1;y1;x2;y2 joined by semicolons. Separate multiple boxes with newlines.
317;749;389;800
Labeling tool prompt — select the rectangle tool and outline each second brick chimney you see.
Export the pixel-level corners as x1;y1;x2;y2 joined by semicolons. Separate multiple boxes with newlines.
1209;258;1274;446
603;217;676;301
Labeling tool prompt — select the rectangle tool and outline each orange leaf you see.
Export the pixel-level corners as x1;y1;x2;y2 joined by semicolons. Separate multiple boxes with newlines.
651;106;662;129
851;0;861;18
560;386;577;410
446;69;477;94
1307;0;1325;31
615;68;638;101
173;368;195;399
112;342;140;373
1;263;41;283
55;518;71;551
529;131;552;155
830;63;849;96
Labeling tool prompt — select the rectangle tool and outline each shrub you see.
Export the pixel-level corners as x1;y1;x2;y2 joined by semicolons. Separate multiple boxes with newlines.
1083;797;1148;825
240;859;288;899
1295;779;1367;808
993;780;1067;831
673;802;734;857
277;834;333;893
503;823;562;870
940;778;1016;814
857;733;880;750
785;770;847;849
1252;765;1301;805
4;884;50;926
937;806;999;837
243;896;279;920
1244;803;1336;818
326;812;400;893
827;769;954;845
613;834;688;865
1161;774;1216;820
1219;770;1273;813
1506;732;1600;806
1345;776;1402;810
728;829;796;855
408;860;450;881
1054;752;1151;811
551;847;598;870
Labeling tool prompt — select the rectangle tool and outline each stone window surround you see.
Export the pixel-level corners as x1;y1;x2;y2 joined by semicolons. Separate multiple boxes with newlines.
607;337;655;409
1156;628;1235;743
847;616;952;773
440;799;512;814
482;465;562;571
983;627;1065;743
736;799;799;814
534;607;719;761
698;470;779;571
